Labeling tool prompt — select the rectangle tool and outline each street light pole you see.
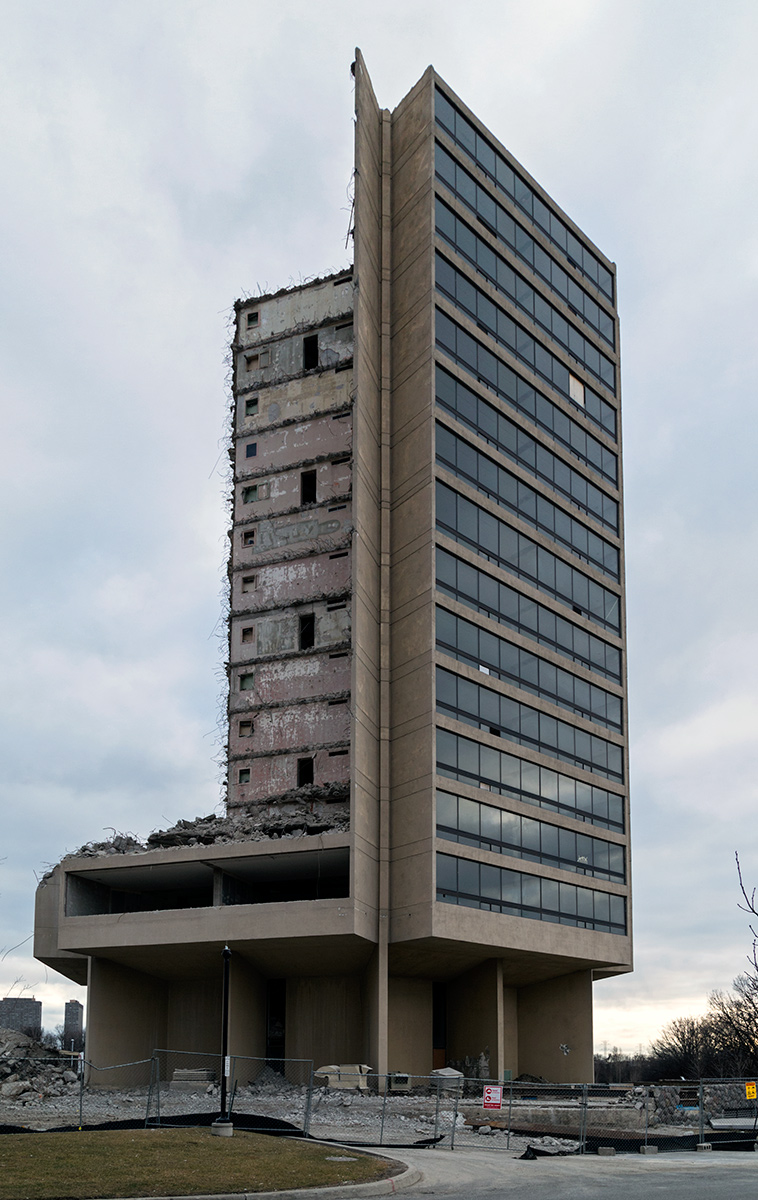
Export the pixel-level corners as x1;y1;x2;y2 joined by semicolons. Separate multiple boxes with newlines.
220;945;232;1121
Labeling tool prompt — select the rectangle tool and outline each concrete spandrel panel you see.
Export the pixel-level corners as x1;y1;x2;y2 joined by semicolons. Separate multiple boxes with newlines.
230;746;350;807
233;700;351;755
232;606;350;660
235;465;351;520
235;509;352;561
432;899;631;964
236;655;351;708
231;550;352;613
237;276;353;345
236;410;352;473
236;373;353;435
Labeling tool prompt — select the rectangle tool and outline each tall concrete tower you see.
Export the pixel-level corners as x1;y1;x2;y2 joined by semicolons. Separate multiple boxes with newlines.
36;53;630;1083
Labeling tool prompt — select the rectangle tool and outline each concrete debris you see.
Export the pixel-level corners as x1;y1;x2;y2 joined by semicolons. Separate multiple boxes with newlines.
234;269;352;314
2;1080;32;1099
0;1056;684;1154
519;1136;582;1158
0;1027;79;1105
248;1065;300;1094
45;783;350;874
0;1029;35;1057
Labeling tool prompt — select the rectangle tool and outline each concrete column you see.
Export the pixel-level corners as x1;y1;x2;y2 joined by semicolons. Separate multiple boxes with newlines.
353;52;393;1079
374;102;393;1082
228;957;267;1082
166;977;220;1054
517;969;594;1082
503;985;519;1078
86;957;167;1083
447;959;504;1078
363;946;388;1072
286;976;363;1067
387;977;433;1075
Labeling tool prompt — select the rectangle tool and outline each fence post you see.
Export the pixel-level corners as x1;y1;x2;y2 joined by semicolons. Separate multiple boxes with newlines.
145;1055;158;1127
698;1080;704;1145
433;1076;442;1148
78;1059;85;1130
303;1067;314;1138
644;1085;650;1148
155;1053;162;1127
579;1083;587;1154
450;1078;461;1151
379;1075;388;1146
506;1080;513;1150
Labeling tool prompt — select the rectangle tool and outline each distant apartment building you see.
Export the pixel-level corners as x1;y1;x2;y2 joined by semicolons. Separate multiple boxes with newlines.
63;999;84;1051
34;53;630;1083
0;996;42;1040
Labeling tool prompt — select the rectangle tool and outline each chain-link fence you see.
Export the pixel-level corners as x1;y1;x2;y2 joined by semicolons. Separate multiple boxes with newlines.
3;1054;758;1152
453;1079;584;1153
456;1079;758;1154
146;1051;313;1134
0;1055;154;1130
307;1072;463;1147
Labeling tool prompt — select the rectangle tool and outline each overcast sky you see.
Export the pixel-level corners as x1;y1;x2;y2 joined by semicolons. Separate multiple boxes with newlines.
1;0;757;1055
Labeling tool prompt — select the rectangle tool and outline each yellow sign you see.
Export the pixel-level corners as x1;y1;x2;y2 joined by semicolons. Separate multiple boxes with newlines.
746;1082;756;1100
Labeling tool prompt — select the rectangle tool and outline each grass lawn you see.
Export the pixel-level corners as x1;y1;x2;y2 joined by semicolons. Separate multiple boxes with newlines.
0;1128;398;1199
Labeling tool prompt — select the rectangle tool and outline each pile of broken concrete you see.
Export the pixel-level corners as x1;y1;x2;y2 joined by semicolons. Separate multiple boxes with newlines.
40;781;351;878
0;1028;78;1103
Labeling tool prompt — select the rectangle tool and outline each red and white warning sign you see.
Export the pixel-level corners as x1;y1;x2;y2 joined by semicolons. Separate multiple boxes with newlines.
482;1085;503;1109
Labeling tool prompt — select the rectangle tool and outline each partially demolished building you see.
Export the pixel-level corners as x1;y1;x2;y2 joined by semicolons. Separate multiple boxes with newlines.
34;53;631;1083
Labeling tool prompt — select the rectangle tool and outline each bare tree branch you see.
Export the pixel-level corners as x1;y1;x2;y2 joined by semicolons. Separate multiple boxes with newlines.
736;852;758;977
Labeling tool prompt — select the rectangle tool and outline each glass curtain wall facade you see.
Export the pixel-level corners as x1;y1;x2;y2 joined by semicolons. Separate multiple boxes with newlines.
431;85;628;939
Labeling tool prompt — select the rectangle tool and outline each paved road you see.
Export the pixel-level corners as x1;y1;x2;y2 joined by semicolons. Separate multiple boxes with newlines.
391;1146;758;1200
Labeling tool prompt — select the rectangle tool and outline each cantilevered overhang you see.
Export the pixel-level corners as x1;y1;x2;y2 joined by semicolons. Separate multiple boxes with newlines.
386;898;632;987
35;833;376;983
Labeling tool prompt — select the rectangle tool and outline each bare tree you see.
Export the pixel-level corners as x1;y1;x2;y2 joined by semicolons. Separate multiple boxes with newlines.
643;858;758;1080
736;853;758;980
650;1015;717;1078
706;977;758;1077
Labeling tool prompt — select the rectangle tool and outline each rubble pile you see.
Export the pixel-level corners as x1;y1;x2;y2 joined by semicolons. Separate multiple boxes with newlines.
0;1056;658;1152
247;1065;301;1094
45;782;350;870
0;1028;79;1105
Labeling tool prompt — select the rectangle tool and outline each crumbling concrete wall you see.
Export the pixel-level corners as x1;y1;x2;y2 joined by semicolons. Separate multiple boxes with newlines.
227;273;355;826
232;550;351;614
236;372;353;437
234;505;352;560
234;698;350;757
234;409;352;479
229;648;351;704
44;783;351;873
236;324;353;391
232;753;350;811
235;274;353;347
